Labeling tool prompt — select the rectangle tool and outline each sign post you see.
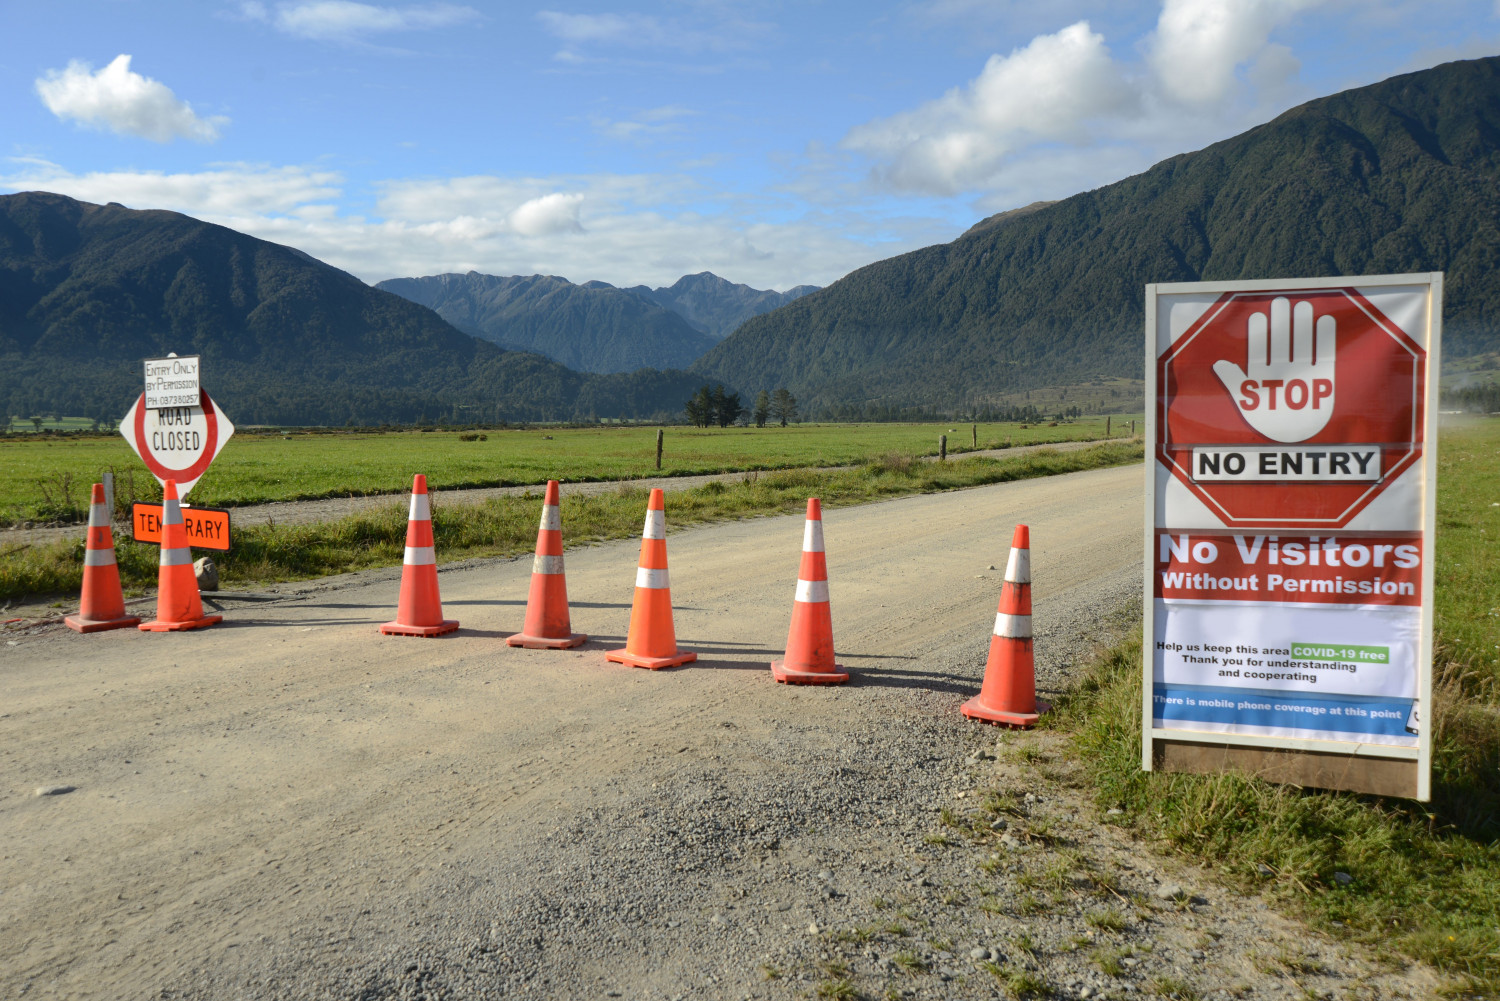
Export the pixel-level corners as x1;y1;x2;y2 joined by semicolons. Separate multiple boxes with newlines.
1143;273;1441;801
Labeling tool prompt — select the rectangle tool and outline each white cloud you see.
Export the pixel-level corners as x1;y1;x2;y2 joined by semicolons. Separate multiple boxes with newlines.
842;21;1134;195
535;8;773;57
1148;0;1324;106
841;0;1342;200
0;159;342;217
35;55;227;143
243;1;480;41
591;105;698;143
1;161;927;290
508;192;585;236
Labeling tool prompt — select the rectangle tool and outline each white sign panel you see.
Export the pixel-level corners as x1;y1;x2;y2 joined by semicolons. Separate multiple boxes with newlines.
120;391;234;499
144;355;202;410
1143;273;1440;800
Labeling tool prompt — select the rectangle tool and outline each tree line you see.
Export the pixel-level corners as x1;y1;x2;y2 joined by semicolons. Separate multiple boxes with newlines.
684;385;798;427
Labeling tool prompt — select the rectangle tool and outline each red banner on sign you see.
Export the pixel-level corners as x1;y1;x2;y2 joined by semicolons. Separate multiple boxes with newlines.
1153;529;1421;607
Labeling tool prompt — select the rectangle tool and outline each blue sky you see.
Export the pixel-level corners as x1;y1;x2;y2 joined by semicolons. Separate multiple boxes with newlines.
3;1;1498;291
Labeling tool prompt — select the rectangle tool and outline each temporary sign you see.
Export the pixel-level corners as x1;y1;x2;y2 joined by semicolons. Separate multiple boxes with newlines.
144;354;202;410
131;502;232;552
120;390;235;500
1143;273;1441;801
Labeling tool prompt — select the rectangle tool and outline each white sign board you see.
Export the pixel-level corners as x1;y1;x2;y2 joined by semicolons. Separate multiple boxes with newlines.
120;391;234;499
1143;273;1441;801
144;355;202;410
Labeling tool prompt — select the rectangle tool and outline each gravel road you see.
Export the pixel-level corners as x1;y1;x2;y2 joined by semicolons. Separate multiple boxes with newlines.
1;463;1438;1000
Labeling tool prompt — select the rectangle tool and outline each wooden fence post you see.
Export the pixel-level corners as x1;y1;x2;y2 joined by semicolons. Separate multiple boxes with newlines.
939;434;947;461
972;424;977;448
656;429;664;470
1106;416;1112;437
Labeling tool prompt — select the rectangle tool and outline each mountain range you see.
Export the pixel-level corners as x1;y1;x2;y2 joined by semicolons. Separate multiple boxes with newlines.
0;193;708;425
5;56;1499;426
376;271;815;374
692;55;1500;416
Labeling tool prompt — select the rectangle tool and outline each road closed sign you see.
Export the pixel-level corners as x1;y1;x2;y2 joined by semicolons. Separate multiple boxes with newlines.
120;390;235;499
1143;273;1441;801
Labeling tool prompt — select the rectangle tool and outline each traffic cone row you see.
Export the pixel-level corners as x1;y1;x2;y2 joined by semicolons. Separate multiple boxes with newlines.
140;479;222;632
380;474;458;637
771;498;848;685
605;488;696;669
66;470;1045;724
65;483;140;633
962;524;1049;727
507;480;585;649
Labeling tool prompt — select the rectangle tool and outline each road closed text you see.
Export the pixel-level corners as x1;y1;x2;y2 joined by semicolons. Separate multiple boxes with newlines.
1155;531;1421;605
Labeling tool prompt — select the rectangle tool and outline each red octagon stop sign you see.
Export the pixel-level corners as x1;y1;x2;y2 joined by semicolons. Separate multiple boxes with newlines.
1158;287;1426;529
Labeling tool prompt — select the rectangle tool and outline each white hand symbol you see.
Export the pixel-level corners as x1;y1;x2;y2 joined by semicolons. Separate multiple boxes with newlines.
1211;296;1336;443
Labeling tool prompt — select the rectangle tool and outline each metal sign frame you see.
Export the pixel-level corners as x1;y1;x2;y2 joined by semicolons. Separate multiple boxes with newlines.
1142;272;1441;802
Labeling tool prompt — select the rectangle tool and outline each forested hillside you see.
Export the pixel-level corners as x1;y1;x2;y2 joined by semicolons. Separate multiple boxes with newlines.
693;56;1500;416
0;193;707;424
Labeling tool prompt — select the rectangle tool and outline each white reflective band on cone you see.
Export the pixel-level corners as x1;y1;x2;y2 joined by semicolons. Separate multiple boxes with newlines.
533;554;564;575
88;504;110;528
84;548;117;567
635;567;669;589
642;510;665;540
1004;547;1030;584
795;578;829;603
802;520;825;553
539;507;561;532
404;545;436;565
993;612;1032;638
409;493;431;522
163;501;183;526
160;547;192;567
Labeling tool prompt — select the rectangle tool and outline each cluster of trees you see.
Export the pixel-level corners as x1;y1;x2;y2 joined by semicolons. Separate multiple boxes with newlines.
684;385;799;427
1444;381;1500;413
753;388;799;427
684;384;744;427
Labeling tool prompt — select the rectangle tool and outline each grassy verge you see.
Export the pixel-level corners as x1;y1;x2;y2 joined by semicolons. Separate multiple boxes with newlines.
2;441;1142;605
1051;419;1500;993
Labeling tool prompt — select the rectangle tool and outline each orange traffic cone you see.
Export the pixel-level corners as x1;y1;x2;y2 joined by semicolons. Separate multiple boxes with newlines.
771;498;849;685
380;474;458;637
961;524;1049;726
507;480;585;649
139;479;222;632
66;483;140;633
605;488;696;669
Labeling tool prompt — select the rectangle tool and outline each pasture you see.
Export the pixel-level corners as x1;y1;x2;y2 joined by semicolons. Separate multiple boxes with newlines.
0;417;1141;524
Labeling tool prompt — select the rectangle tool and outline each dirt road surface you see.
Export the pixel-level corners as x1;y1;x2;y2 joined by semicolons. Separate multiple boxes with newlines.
1;464;1437;1000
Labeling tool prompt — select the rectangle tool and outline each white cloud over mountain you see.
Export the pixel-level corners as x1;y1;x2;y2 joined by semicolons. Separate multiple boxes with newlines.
842;0;1334;198
0;160;927;289
35;55;227;143
843;22;1133;195
241;1;480;41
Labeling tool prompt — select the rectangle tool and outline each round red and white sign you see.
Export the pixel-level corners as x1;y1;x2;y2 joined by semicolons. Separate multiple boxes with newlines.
1158;286;1426;529
120;390;235;499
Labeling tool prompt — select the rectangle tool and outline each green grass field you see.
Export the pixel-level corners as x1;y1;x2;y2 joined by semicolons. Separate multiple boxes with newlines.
0;417;1142;524
1057;416;1500;992
0;442;1145;603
